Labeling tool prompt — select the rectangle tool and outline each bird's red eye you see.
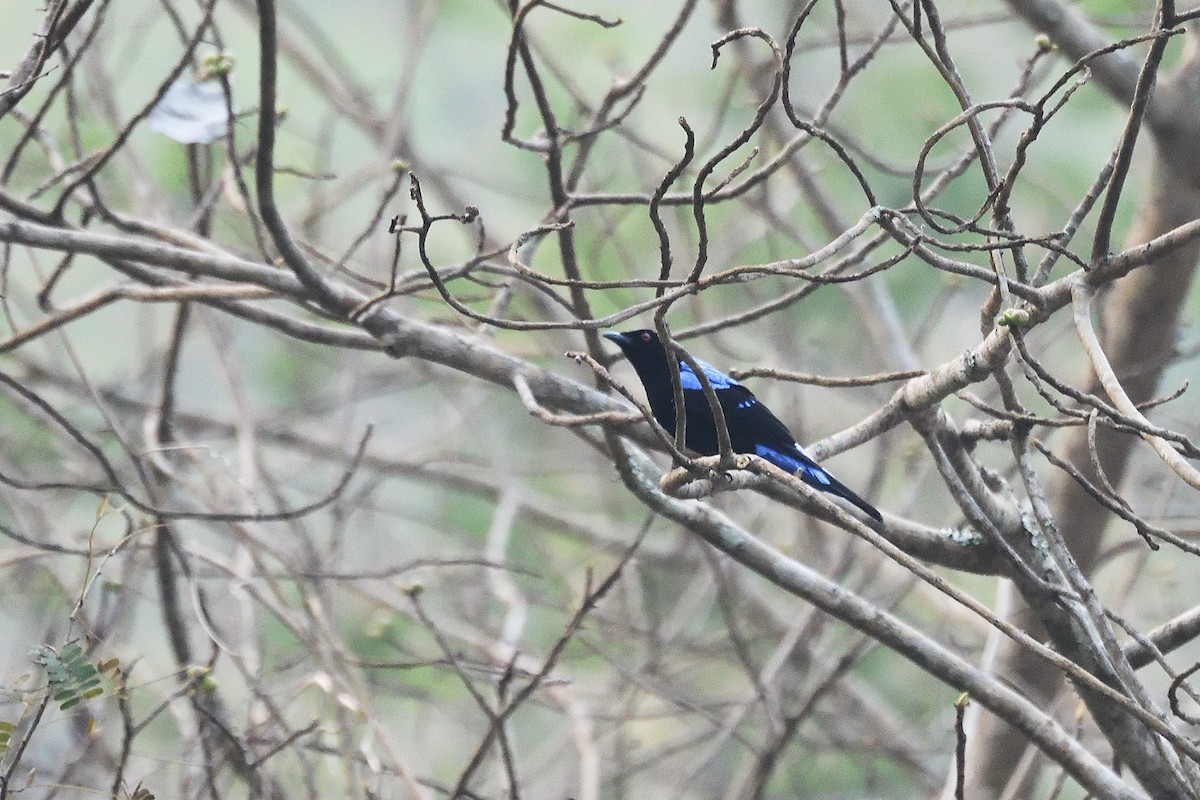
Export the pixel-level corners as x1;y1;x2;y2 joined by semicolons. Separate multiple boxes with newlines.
640;332;651;342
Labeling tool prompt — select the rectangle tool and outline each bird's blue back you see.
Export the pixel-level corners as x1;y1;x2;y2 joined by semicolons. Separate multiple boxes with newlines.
675;360;832;485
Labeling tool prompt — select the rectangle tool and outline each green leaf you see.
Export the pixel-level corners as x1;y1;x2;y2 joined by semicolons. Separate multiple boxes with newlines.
34;643;107;710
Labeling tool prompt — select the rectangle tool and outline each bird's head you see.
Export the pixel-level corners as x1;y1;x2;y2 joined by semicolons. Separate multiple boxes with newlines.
602;329;668;365
603;330;674;384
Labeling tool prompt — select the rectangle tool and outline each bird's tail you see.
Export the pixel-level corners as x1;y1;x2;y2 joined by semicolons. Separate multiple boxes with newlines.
825;476;883;522
806;465;883;522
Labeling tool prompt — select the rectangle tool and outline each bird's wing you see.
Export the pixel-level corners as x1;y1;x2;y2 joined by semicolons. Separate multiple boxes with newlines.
707;386;838;486
752;442;832;485
709;383;797;449
678;370;882;519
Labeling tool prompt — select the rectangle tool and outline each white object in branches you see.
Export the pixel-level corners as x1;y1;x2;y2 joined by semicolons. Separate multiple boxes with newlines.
148;80;231;144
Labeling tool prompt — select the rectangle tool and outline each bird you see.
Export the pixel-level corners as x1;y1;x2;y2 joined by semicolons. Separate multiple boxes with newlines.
603;329;881;521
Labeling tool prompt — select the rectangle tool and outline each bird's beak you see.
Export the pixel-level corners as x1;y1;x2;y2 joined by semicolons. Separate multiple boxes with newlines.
602;331;625;344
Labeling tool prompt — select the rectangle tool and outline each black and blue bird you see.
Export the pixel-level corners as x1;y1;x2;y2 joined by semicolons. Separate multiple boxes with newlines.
603;329;881;521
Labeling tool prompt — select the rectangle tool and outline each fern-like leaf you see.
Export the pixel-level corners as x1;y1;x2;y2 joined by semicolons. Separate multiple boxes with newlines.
32;643;105;710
